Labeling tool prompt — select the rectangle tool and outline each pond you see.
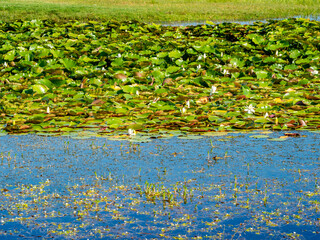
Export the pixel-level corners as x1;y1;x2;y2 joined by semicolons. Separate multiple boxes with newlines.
1;131;319;239
160;15;320;26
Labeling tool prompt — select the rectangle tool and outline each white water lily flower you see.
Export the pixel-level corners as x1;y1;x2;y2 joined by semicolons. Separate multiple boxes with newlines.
197;64;201;70
3;62;8;67
152;97;160;103
186;100;190;108
223;69;229;75
244;104;255;114
180;107;186;114
310;67;319;75
264;112;269;118
117;53;121;58
197;54;206;61
210;86;217;96
46;106;50;114
136;90;139;96
128;129;136;136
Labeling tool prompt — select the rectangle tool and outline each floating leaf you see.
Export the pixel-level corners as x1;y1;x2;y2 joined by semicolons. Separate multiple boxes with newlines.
268;138;288;141
32;84;48;94
249;135;269;138
166;66;180;74
178;135;203;140
255;70;269;79
168;50;183;59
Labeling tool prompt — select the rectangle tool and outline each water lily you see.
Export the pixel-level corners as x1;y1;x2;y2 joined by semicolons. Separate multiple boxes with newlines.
46;106;50;114
264;112;269;118
3;62;8;67
210;86;217;96
197;54;206;60
128;129;136;136
186;100;190;108
309;67;319;75
116;53;121;58
152;97;160;103
244;104;255;114
136;90;139;96
197;64;201;71
180;107;186;114
223;69;229;75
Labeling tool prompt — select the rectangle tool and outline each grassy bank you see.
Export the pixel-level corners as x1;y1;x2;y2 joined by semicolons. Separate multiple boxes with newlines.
1;0;320;23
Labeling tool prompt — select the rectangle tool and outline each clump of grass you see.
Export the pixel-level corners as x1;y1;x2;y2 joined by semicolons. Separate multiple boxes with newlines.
138;181;194;207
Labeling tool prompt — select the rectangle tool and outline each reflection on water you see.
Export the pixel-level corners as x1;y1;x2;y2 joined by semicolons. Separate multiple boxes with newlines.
0;131;319;239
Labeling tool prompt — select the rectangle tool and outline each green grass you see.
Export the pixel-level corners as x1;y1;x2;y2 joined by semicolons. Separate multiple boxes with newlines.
1;0;320;23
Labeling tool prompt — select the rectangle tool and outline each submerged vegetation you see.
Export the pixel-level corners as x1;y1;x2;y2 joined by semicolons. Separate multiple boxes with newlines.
1;132;320;239
1;18;320;137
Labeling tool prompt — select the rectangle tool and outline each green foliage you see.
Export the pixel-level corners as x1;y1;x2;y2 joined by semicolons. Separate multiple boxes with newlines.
1;18;320;135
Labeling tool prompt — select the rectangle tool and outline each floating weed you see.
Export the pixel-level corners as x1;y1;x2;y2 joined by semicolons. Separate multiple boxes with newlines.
1;172;320;239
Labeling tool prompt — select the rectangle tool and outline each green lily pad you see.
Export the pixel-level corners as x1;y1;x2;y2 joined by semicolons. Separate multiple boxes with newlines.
178;135;203;140
268;138;288;141
202;132;228;137
0;132;8;136
249;135;269;138
32;84;48;94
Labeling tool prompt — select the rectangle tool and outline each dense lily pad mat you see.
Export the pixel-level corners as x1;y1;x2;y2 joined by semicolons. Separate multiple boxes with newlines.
1;18;320;135
0;132;320;239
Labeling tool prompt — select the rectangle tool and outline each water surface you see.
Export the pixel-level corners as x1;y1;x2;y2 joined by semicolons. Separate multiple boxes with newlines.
0;131;319;239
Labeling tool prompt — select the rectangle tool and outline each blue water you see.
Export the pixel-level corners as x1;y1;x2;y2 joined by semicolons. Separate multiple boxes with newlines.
0;131;319;239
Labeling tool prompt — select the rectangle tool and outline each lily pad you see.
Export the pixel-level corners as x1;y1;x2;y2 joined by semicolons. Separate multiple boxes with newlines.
268;137;288;141
249;135;269;138
178;135;203;140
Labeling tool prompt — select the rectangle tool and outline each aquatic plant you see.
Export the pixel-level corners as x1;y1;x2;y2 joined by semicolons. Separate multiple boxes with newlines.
1;18;320;136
